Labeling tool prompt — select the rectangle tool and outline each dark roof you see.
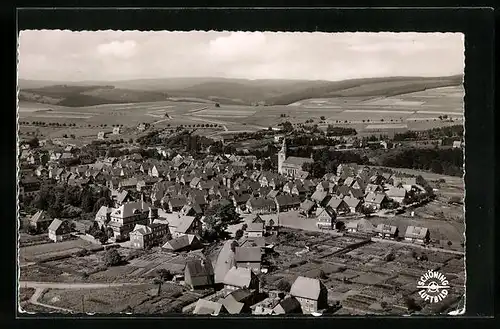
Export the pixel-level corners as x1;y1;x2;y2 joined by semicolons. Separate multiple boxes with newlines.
163;234;199;251
235;247;262;263
185;259;214;277
274;296;302;314
275;195;301;207
248;197;276;210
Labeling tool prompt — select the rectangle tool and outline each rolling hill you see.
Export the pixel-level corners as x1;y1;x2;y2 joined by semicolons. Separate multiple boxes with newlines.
18;75;463;107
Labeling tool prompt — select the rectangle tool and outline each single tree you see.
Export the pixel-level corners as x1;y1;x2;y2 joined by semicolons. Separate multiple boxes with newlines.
103;249;122;267
235;229;244;239
276;279;291;292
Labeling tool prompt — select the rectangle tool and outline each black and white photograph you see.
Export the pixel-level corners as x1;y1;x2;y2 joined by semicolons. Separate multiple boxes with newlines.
17;30;465;316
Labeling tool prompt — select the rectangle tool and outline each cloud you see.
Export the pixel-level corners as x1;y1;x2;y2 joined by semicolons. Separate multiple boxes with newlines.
97;40;137;58
18;31;464;81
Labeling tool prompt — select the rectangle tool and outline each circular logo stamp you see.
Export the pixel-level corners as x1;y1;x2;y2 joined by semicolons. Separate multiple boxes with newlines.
417;270;450;303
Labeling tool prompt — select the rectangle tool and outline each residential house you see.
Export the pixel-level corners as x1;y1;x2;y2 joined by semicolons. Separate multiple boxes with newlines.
364;192;389;211
95;206;113;229
214;240;237;283
167;197;188;213
245;223;264;238
162;234;202;252
300;199;316;218
275;195;301;212
129;223;169;249
373;224;399;240
106;201;152;241
223;266;260;293
315;207;337;229
246;197;277;214
48;219;72;242
28;210;52;232
365;183;383;194
234;247;262;273
345;221;359;233
232;193;252;211
404;226;430;245
311;190;329;207
326;198;350;215
19;176;41;199
221;288;257;314
184;259;215;290
272;296;302;315
290;276;328;314
193;299;227;315
343;196;363;213
386;187;407;204
173;215;202;238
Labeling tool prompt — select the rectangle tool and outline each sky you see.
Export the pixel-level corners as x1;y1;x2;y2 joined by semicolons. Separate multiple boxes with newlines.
18;31;464;82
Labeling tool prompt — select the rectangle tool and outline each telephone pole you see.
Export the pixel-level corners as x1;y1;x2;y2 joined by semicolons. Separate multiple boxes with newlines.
82;295;85;313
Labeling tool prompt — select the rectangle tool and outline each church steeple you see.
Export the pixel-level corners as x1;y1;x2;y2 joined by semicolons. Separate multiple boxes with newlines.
278;137;286;175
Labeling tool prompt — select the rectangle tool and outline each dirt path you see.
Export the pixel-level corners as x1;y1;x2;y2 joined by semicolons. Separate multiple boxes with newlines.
19;281;145;289
28;288;73;313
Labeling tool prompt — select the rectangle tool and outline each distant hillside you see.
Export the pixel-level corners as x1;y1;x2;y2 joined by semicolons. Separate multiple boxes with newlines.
18;75;463;107
19;85;169;107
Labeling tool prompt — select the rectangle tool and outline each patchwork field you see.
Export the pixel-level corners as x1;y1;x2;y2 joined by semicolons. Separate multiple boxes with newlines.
19;239;102;263
18;85;464;140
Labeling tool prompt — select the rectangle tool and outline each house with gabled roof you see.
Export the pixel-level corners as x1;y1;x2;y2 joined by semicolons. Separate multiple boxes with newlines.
245;223;264;238
184;259;215;290
48;219;72;242
246;197;277;215
386;187;407;204
221;288;257;314
290;276;328;314
275;195;301;212
28;210;52;232
326;198;350;215
300;199;316;218
129;223;169;249
107;201;152;241
193;299;227;315
364;192;389;210
272;296;302;315
162;234;202;252
311;190;329;207
343;196;363;213
234;247;262;273
373;224;399;240
404;226;430;245
173;215;202;238
223;266;260;293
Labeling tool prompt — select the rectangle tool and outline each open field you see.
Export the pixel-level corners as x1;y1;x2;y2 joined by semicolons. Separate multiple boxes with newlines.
38;282;202;313
19;84;464;140
19;239;102;263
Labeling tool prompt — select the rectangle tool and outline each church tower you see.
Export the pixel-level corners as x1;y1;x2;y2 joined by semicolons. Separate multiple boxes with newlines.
278;137;286;175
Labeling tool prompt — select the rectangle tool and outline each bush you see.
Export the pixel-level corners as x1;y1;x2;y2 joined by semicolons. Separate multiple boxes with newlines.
384;252;396;262
157;269;174;281
103;249;122;267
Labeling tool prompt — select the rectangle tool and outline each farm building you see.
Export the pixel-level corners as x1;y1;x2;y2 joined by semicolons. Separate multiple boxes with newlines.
373;224;399;240
290;276;328;314
404;226;430;245
184;259;215;290
223;266;260;293
113;126;121;135
97;131;106;140
275;195;301;212
343;196;363;213
234;247;262;273
48;218;72;242
345;221;359;233
214;240;237;283
315;207;337;229
28;210;52;232
246;197;277;214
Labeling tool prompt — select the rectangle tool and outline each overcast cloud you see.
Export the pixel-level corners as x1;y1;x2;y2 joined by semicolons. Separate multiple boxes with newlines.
18;31;464;82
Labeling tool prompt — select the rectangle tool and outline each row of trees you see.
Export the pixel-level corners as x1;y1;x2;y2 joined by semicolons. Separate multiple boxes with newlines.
25;183;113;218
376;148;463;177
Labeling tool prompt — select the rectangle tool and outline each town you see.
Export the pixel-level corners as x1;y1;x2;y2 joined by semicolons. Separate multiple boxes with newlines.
17;30;465;316
18;118;465;315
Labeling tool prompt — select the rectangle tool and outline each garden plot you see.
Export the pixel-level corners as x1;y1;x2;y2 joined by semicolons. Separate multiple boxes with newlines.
19;239;98;262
